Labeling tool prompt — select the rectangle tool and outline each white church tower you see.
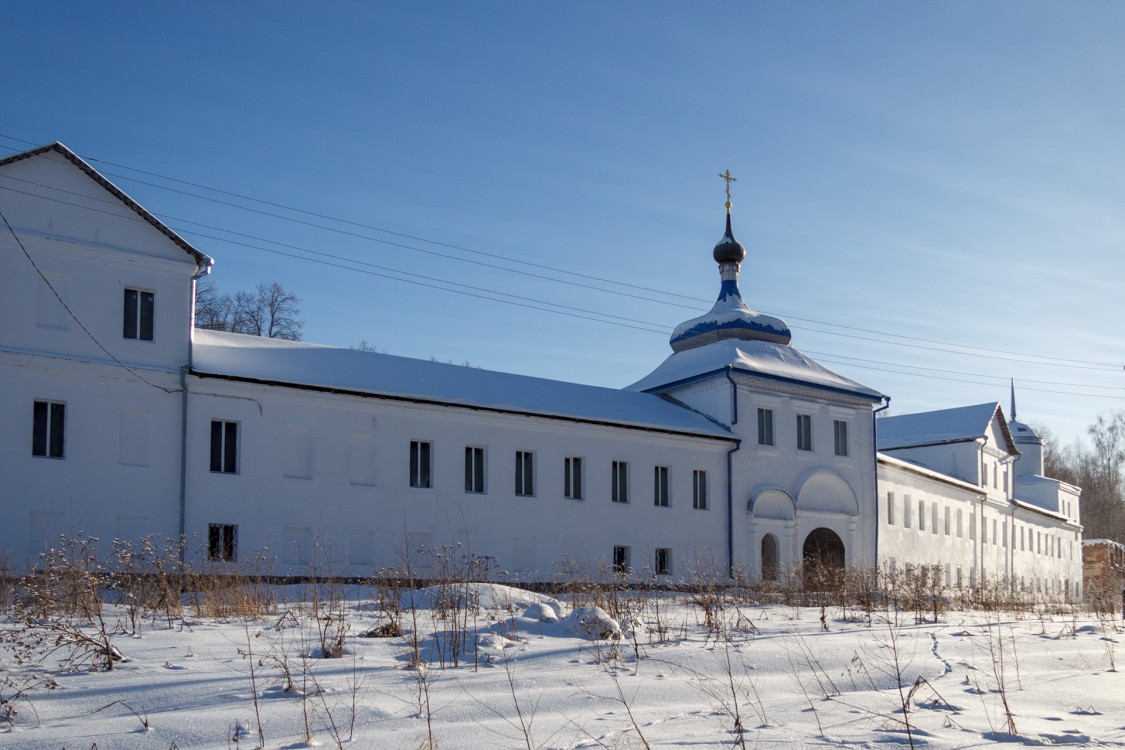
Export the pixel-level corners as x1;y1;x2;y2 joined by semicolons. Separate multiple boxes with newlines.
629;173;886;581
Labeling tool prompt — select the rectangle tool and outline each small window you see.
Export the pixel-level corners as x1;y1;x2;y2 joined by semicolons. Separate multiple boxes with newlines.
465;446;485;493
410;440;432;488
655;548;672;576
757;408;774;446
796;414;813;451
981;461;988;487
833;420;848;456
612;461;628;503
886;491;895;525
209;420;238;474
653;465;669;507
761;533;779;582
565;456;583;500
515;450;534;496
903;494;912;529
612;545;630;574
123;288;155;341
207;523;237;561
692;470;707;510
32;400;66;458
944;506;951;536
918;500;925;531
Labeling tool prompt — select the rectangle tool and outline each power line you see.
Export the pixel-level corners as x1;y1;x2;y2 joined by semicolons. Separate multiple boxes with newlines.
3;135;1119;370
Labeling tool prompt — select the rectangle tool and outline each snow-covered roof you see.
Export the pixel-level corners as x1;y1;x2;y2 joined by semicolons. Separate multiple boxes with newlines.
0;142;213;269
1012;498;1068;523
877;402;1017;453
190;329;735;440
877;452;983;494
627;338;885;401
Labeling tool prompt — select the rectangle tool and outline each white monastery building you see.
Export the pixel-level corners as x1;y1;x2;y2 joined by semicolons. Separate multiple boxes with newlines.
0;143;1083;597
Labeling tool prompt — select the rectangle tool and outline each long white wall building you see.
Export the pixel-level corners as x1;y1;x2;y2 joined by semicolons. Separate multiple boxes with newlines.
0;142;1082;597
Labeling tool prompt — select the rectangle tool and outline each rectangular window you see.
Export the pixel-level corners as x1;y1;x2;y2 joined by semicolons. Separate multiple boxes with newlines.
796;414;813;451
564;456;583;500
992;519;998;546
833;420;848;456
918;500;926;531
32;400;66;458
904;494;912;529
692;470;708;510
409;440;432;488
757;408;774;446
931;503;938;535
207;523;237;562
612;461;629;503
612;545;630;574
957;508;963;537
515;450;534;496
123;288;155;341
653;465;670;507
209;420;238;474
465;446;485;493
655;547;672;576
944;506;951;536
886;492;895;525
981;461;988;487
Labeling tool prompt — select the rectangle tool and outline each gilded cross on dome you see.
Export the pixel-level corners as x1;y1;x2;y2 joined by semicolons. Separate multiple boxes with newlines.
718;169;737;211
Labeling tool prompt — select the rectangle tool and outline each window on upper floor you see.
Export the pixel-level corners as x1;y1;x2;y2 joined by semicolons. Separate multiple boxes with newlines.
409;440;432;488
515;450;534;496
565;456;583;500
612;461;629;503
465;446;485;493
796;414;813;452
32;400;66;459
209;420;238;474
904;494;912;529
653;465;670;507
123;288;155;341
692;470;708;510
886;491;895;525
918;500;926;531
833;420;848;456
757;408;774;446
208;523;237;561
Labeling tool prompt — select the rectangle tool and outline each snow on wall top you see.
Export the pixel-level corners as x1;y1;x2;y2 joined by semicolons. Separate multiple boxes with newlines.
190;330;734;440
627;338;884;400
877;402;1009;451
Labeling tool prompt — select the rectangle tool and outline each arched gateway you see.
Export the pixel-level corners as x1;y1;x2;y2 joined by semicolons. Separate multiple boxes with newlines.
802;527;845;584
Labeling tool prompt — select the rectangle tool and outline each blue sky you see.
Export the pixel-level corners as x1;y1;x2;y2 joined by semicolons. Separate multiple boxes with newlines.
4;1;1124;446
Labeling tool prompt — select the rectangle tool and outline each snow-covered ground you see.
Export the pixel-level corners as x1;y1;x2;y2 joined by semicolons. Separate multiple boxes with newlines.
2;582;1122;749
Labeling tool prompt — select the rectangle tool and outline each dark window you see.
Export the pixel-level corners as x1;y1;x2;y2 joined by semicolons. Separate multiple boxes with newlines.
761;534;779;582
612;545;630;574
611;461;628;503
797;414;813;451
123;288;155;341
655;547;672;576
757;408;774;446
692;470;707;510
410;440;432;488
515;451;534;496
833;420;848;456
32;400;66;458
653;465;669;507
465;446;485;493
208;523;237;561
210;420;238;473
565;456;583;500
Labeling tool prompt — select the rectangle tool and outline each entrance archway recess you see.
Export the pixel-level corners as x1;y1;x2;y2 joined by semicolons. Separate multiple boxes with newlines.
802;527;846;589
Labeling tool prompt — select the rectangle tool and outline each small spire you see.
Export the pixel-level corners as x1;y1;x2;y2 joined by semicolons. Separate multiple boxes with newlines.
718;169;737;213
1010;378;1017;421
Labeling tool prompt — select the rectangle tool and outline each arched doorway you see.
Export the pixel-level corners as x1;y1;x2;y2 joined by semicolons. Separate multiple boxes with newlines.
761;533;780;583
802;527;845;588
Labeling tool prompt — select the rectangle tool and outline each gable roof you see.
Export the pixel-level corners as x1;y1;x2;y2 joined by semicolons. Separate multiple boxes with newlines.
877;402;1018;454
628;338;885;401
0;142;213;268
191;329;736;441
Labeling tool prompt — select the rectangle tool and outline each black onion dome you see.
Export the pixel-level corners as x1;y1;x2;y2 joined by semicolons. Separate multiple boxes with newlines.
712;212;746;264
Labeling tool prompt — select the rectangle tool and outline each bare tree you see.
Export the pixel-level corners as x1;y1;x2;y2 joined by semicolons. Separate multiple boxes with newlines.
194;279;304;341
